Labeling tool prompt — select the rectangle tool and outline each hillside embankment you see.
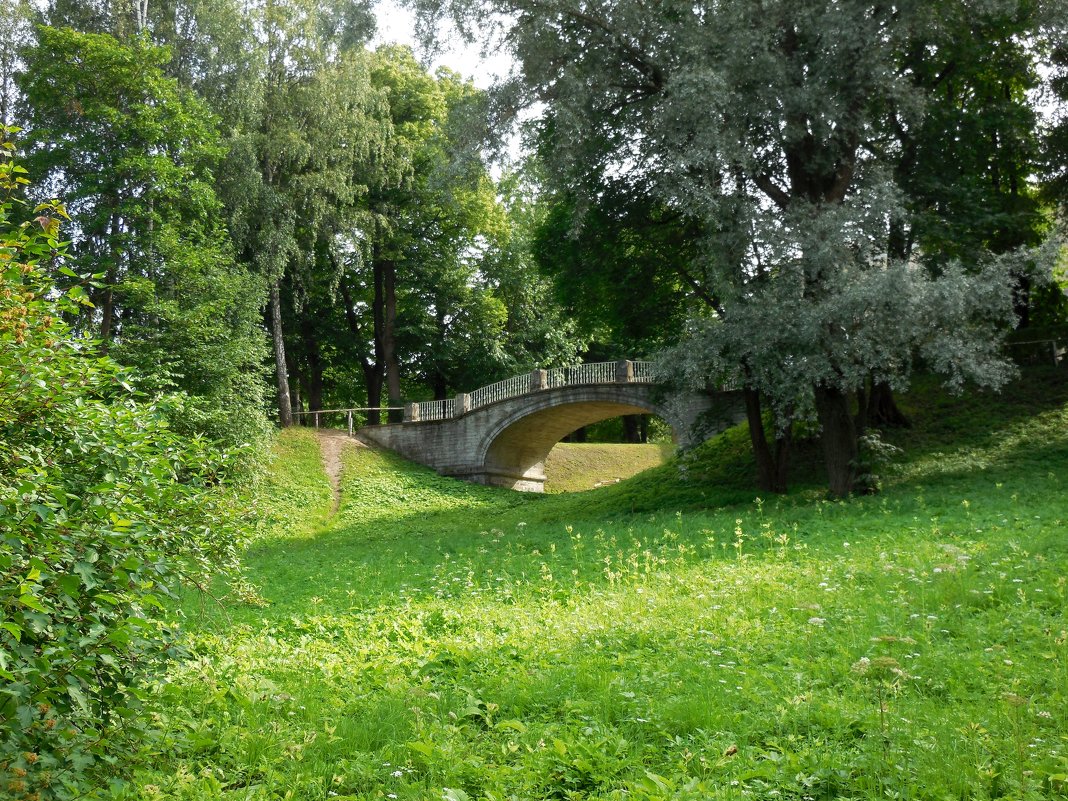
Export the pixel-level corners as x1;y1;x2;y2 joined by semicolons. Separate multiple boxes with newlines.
115;368;1068;801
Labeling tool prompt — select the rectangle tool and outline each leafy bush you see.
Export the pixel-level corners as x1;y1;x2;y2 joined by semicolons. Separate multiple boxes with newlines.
0;130;247;799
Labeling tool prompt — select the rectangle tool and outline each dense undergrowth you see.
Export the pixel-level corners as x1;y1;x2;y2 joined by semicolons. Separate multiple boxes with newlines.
0;141;251;801
105;368;1068;800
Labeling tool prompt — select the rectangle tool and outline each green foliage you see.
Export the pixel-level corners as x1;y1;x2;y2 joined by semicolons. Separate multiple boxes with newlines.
1041;25;1068;209
415;0;1064;495
18;26;271;451
19;26;224;279
0;135;248;800
533;189;695;358
104;367;1068;800
354;48;580;404
284;47;585;418
479;171;586;374
110;228;271;451
898;3;1044;265
20;3;584;425
210;1;392;421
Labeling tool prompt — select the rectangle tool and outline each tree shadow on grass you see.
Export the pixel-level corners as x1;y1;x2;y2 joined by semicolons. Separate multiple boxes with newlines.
187;367;1068;628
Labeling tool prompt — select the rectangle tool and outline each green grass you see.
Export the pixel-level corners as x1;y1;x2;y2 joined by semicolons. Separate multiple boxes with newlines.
107;369;1068;801
250;427;335;541
543;443;672;493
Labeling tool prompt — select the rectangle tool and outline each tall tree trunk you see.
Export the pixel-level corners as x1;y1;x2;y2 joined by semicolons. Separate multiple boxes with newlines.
864;214;913;434
855;383;868;437
99;213;120;353
383;258;402;423
887;217;910;264
291;377;304;423
866;380;910;428
340;279;382;425
1014;273;1032;329
431;371;448;401
364;370;383;425
743;388;791;494
0;48;11;128
286;348;304;423
431;302;448;401
366;249;389;424
365;252;388;425
815;383;857;498
269;281;293;427
0;44;13;129
300;314;324;412
99;283;115;354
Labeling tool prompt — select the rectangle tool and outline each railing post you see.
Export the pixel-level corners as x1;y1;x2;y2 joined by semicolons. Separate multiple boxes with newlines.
454;392;470;417
530;368;547;391
314;411;320;428
347;410;353;436
404;403;420;423
616;359;634;383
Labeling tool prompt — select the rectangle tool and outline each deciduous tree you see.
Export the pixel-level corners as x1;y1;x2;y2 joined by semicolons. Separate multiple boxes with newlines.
416;0;1058;496
18;27;270;447
215;0;390;425
0;129;248;801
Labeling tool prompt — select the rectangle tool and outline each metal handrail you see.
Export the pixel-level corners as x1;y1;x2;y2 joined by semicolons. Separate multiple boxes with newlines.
470;373;533;410
292;406;403;415
1006;337;1066;367
416;398;455;421
291;407;405;435
399;360;657;422
1006;338;1067;346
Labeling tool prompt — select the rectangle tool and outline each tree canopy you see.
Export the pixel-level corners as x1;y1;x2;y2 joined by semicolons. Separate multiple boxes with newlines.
415;0;1065;494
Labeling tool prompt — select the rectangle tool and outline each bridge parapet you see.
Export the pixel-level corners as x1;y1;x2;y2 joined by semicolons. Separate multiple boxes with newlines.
405;360;655;423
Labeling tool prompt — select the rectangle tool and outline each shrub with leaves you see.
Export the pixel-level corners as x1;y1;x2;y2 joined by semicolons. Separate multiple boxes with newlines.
0;129;247;799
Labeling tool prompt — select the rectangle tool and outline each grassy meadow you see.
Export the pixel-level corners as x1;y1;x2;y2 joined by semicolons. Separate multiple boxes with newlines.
110;369;1068;800
543;443;673;493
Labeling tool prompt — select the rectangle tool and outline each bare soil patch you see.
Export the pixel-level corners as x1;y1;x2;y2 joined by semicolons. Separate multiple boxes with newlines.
316;428;364;514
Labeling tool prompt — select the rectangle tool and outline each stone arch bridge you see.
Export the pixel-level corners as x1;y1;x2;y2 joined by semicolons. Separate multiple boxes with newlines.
359;360;745;492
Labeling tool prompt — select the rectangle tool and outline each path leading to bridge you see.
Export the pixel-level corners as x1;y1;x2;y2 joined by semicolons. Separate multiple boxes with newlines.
317;428;364;514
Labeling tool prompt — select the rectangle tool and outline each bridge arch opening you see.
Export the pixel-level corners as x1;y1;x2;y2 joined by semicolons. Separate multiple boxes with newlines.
544;413;672;492
478;397;675;492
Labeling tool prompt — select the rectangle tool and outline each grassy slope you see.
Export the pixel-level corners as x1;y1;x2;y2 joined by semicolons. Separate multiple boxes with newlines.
250;427;335;541
115;369;1068;801
543;443;673;493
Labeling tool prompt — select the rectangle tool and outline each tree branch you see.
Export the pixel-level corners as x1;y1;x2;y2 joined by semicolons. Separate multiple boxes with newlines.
754;173;791;210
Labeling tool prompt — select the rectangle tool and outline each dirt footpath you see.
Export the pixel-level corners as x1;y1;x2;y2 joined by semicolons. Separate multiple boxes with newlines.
316;429;363;514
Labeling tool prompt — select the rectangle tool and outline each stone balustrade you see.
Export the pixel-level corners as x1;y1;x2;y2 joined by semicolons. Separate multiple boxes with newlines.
405;360;653;423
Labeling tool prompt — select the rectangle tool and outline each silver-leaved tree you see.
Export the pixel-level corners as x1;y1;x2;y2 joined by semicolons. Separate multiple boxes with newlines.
414;0;1061;496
